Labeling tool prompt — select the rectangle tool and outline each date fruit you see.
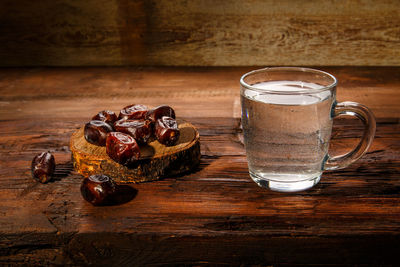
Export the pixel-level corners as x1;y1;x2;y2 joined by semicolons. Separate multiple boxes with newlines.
31;152;55;183
80;174;116;206
106;132;140;165
92;110;118;125
84;120;113;146
114;119;152;145
145;105;175;123
118;104;148;120
155;116;180;146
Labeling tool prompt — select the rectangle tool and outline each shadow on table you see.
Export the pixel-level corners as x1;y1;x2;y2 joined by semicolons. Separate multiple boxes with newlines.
109;185;138;205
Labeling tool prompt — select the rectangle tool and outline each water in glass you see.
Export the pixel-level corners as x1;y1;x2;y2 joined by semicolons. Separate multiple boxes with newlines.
241;80;334;192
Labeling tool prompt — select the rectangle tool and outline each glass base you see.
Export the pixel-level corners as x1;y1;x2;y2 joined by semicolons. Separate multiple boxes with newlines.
250;172;321;192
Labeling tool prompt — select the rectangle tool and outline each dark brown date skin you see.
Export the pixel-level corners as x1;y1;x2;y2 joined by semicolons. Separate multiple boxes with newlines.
92;110;118;125
106;132;140;165
80;174;116;206
31;152;55;183
145;105;175;123
114;119;152;145
155;116;180;146
118;104;148;120
84;120;113;146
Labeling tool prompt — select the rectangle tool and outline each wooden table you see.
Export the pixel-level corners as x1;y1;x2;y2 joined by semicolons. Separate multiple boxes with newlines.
0;67;399;266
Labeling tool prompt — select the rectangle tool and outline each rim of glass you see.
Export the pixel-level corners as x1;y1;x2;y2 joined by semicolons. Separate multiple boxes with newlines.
240;67;337;95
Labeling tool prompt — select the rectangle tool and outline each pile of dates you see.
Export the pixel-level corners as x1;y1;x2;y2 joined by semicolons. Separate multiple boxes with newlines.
84;104;180;166
31;104;179;206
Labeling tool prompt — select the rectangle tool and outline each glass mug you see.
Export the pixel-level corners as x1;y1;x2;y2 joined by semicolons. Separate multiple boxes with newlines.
240;67;376;192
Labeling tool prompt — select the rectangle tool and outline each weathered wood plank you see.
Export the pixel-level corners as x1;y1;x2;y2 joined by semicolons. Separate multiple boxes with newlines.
0;67;399;119
1;116;399;232
0;0;399;66
0;67;399;265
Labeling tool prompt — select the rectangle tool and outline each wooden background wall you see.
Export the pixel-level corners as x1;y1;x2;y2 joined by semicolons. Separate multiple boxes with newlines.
0;0;399;66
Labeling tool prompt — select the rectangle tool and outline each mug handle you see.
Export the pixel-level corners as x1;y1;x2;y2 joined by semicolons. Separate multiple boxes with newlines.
324;101;376;170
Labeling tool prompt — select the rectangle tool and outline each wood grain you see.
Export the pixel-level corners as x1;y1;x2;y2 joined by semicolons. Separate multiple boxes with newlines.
0;0;399;66
0;67;399;265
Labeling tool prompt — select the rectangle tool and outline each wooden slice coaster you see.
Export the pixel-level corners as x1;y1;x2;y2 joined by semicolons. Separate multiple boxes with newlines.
70;120;200;183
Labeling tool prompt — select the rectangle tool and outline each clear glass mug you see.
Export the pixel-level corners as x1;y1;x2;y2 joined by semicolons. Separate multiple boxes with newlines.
240;67;376;192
